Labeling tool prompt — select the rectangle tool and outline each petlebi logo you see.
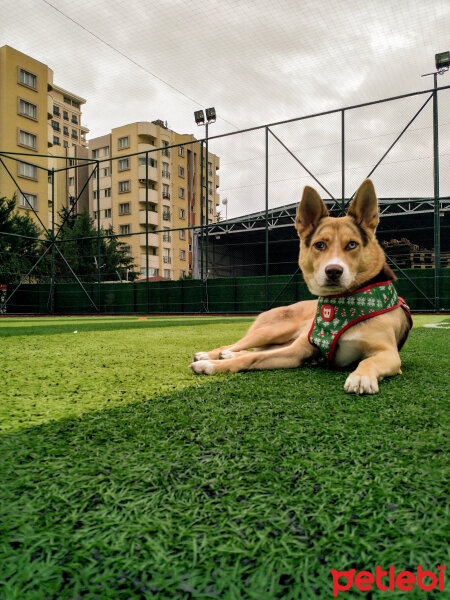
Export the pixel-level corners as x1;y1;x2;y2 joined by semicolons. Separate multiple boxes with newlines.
330;564;445;597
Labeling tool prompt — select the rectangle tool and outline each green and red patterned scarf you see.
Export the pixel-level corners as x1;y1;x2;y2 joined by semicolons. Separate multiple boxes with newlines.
308;280;412;362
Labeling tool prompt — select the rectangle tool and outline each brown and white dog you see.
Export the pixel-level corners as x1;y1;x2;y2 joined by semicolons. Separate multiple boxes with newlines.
190;180;412;395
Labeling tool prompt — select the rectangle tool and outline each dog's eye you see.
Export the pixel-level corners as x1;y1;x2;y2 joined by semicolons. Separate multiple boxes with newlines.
314;241;326;250
346;241;358;250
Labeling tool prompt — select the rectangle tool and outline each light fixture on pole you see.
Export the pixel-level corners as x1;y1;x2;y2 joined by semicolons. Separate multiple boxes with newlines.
435;51;450;73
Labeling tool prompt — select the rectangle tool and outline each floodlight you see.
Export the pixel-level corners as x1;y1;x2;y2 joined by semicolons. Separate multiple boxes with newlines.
205;107;216;123
194;110;205;125
435;51;450;72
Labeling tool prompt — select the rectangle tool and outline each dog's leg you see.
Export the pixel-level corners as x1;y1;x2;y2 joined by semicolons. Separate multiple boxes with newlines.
193;300;317;361
344;349;402;395
190;332;317;374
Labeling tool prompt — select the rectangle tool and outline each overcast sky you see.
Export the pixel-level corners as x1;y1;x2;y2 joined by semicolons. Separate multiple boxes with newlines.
1;0;449;216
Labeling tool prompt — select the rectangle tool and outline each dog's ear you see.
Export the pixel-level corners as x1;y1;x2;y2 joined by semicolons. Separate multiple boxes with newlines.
295;186;329;237
347;179;379;232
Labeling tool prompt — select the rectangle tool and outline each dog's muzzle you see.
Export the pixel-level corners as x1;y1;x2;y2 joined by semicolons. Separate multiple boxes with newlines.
325;263;344;284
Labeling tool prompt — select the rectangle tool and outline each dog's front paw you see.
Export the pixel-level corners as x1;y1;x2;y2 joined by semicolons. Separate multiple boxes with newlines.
193;351;210;362
189;360;216;375
344;373;379;395
219;349;237;360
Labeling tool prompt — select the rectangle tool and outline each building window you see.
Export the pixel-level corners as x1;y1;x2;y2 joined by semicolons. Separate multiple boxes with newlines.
179;229;186;240
68;176;75;186
63;96;72;104
119;224;131;235
18;162;38;180
119;202;131;215
63;126;69;136
208;200;213;214
179;208;186;219
103;146;110;157
63;141;69;148
72;100;80;109
72;115;78;124
179;187;185;199
162;184;170;199
162;163;170;178
93;190;98;200
122;245;131;255
141;267;159;277
208;162;213;176
92;149;99;159
104;188;111;197
118;136;129;150
18;68;37;90
178;166;185;178
53;105;60;117
180;269;186;278
19;192;37;210
163;228;171;242
162;140;170;157
18;129;37;150
208;182;213;196
138;157;157;168
180;249;186;260
162;207;171;221
164;269;171;279
71;129;78;140
18;99;37;120
118;158;129;171
163;248;171;263
103;167;111;176
178;146;185;157
105;208;111;218
53;135;60;146
51;120;60;131
119;180;131;193
63;110;69;120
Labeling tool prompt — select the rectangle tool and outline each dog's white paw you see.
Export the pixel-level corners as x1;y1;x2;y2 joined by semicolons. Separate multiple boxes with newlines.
219;349;236;360
193;351;210;362
344;373;379;395
189;360;216;375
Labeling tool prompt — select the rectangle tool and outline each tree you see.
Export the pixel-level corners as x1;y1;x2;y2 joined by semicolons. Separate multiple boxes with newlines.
0;195;43;285
55;207;138;282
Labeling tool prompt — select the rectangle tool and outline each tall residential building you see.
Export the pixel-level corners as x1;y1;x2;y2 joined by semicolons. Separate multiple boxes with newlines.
89;121;220;280
0;45;89;229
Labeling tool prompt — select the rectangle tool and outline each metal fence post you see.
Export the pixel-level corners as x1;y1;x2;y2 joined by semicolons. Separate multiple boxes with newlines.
341;109;345;215
50;167;55;314
145;151;149;313
96;160;101;312
433;73;441;311
265;126;269;310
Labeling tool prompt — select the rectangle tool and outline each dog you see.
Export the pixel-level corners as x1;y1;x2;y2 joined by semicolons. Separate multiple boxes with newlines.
190;179;412;395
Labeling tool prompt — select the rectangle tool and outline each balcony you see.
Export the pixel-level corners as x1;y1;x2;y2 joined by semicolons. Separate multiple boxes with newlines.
138;142;156;154
137;122;159;138
138;188;158;205
140;254;160;269
140;233;160;247
138;164;158;182
139;210;159;226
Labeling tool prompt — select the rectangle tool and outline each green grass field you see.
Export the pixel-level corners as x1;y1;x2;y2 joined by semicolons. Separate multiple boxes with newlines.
0;315;449;599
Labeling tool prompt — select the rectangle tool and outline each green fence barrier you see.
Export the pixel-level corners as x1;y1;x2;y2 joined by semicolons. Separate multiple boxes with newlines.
3;268;449;315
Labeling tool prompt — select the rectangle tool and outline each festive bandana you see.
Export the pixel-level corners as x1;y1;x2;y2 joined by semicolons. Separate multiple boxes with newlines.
308;280;412;363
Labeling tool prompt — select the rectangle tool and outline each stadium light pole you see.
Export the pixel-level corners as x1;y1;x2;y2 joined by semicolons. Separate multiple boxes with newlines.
422;51;449;311
194;108;216;284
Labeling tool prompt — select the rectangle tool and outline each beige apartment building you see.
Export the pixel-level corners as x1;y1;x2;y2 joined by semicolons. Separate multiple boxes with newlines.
0;45;90;229
89;121;220;280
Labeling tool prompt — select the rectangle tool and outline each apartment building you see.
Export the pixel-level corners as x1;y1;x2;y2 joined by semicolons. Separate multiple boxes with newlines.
0;45;89;229
89;121;220;280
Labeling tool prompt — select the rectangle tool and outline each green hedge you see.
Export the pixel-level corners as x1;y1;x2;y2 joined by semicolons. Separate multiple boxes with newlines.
4;268;449;314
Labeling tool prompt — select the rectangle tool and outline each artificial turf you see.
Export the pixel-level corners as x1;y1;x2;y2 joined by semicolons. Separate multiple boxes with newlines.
0;315;449;599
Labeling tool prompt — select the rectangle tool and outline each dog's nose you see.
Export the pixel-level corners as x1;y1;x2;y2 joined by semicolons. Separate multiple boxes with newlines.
325;264;344;281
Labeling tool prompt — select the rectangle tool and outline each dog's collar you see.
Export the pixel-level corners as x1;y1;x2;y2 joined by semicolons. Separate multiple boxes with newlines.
309;280;411;362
